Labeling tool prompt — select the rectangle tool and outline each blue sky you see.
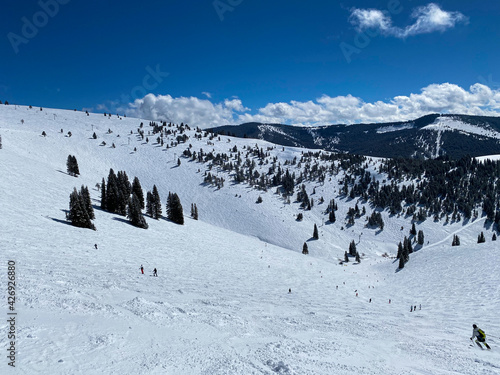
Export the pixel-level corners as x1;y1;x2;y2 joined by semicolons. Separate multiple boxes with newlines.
1;0;500;126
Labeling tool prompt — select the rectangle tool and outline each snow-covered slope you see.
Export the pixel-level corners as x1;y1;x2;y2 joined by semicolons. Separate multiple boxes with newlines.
1;105;500;374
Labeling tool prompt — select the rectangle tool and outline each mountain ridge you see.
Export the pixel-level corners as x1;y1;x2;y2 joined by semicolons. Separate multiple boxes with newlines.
210;113;500;159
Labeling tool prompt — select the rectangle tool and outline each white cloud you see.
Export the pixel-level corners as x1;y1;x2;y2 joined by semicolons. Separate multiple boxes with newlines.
125;83;500;128
125;94;248;128
350;3;468;38
202;92;212;98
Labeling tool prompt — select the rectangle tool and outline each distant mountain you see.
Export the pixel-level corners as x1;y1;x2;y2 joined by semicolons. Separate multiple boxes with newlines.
210;114;500;158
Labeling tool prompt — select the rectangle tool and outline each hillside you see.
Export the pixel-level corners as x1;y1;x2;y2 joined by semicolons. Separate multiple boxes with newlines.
1;104;500;374
210;114;500;159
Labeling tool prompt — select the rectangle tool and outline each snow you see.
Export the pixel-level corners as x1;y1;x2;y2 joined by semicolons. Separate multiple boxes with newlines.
476;154;500;163
1;105;500;374
422;116;500;140
376;123;415;134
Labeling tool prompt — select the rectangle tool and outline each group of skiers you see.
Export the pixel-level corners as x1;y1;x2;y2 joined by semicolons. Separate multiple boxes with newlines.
140;265;157;277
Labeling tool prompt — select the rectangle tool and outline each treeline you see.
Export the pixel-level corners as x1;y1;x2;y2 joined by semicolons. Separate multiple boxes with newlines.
185;143;500;229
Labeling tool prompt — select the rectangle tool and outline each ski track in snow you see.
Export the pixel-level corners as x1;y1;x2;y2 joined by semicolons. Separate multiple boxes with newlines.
0;105;499;374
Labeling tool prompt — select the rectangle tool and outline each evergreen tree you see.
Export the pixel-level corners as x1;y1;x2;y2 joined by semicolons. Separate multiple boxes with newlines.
417;230;424;246
146;191;153;217
329;210;336;223
452;234;461;246
344;251;349;262
151;185;162;219
191;203;199;220
397;241;403;259
66;155;80;176
127;193;148;229
398;254;405;269
167;192;184;224
105;169;119;213
349;240;357;256
313;224;319;239
68;188;95;230
410;222;417;236
0;135;2;149
100;178;107;210
131;177;144;209
478;232;486;243
493;233;497;241
302;242;309;255
355;252;361;263
80;185;95;220
116;171;131;215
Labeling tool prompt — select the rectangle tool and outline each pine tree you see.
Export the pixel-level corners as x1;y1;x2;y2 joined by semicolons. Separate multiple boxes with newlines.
398;254;405;269
167;192;184;224
0;135;2;149
127;193;148;229
397;241;403;259
349;240;357;256
452;234;461;246
131;177;144;209
329;210;336;223
191;203;199;220
105;169;119;213
313;224;319;239
151;185;162;219
417;230;424;246
100;177;107;210
80;185;94;220
66;155;80;177
146;191;153;217
344;251;349;262
493;233;497;241
410;222;417;236
68;188;95;230
478;232;486;243
302;242;309;254
116;171;131;215
355;252;361;263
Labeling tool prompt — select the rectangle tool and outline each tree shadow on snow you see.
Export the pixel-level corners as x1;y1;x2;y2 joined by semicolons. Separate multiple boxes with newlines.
49;217;73;226
112;217;133;226
56;169;71;176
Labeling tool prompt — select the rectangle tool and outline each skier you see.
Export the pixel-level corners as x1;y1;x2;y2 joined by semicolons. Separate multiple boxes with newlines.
140;265;144;274
94;244;98;249
153;268;157;277
471;324;491;349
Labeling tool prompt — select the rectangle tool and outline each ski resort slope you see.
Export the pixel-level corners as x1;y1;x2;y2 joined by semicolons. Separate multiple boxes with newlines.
1;105;500;374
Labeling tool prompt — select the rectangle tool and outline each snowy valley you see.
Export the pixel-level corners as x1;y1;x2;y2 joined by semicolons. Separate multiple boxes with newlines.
1;104;500;374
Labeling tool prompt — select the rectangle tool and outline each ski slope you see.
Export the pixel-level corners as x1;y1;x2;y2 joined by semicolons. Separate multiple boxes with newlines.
1;105;500;374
